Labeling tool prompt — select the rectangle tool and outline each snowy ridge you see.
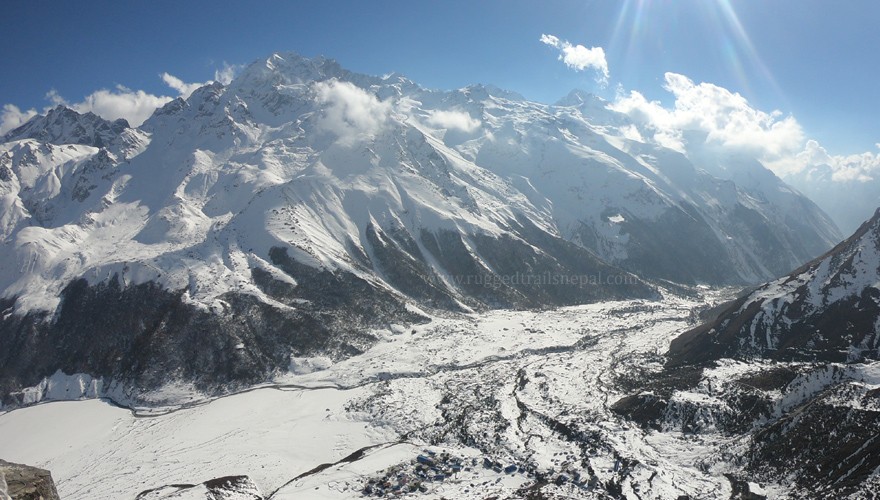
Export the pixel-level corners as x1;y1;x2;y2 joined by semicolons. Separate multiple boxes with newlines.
0;51;843;409
0;52;839;317
604;210;880;497
2;105;149;160
669;208;880;364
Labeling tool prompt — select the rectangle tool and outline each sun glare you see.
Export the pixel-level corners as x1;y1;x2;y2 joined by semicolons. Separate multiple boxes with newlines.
610;0;785;105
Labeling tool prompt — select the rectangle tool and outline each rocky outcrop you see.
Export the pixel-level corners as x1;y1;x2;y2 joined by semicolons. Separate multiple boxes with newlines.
610;209;880;497
744;380;880;498
668;208;880;366
2;105;147;159
135;475;263;499
0;459;60;500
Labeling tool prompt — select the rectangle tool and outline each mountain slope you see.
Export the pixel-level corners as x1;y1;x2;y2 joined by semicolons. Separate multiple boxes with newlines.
0;52;841;406
460;91;841;285
612;208;880;498
669;207;880;365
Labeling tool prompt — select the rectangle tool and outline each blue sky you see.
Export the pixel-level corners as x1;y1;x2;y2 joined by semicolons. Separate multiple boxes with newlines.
2;0;879;156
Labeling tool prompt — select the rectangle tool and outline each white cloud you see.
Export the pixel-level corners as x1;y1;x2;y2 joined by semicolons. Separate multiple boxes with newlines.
213;62;241;85
0;105;38;135
160;62;242;98
162;62;242;97
611;72;804;167
540;34;609;84
795;139;833;167
160;73;206;99
45;89;67;106
539;34;560;47
425;109;481;133
606;71;880;193
69;85;174;127
2;70;220;131
793;139;880;183
52;71;202;126
313;79;391;140
829;154;879;183
610;89;685;151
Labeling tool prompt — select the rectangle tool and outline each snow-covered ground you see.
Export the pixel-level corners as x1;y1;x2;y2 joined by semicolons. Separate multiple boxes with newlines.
0;291;746;499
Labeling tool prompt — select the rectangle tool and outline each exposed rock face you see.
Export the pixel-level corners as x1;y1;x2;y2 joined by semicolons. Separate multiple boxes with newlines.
614;362;880;497
612;209;880;498
0;267;421;407
0;459;60;500
668;207;880;366
2;105;147;159
744;378;880;498
135;475;263;499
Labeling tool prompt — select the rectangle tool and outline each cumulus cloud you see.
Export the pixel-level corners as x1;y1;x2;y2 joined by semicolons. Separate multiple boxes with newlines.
313;79;391;140
827;154;880;183
0;105;39;135
160;73;206;99
161;63;241;97
610;72;804;167
793;140;880;183
162;62;241;96
59;71;204;126
45;89;67;106
68;85;174;126
1;65;239;133
605;71;880;194
795;139;834;168
425;109;481;133
540;34;609;84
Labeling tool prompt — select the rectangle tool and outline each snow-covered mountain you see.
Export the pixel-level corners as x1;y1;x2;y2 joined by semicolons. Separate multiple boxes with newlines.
2;105;149;160
0;52;841;405
669;207;880;365
611;208;880;498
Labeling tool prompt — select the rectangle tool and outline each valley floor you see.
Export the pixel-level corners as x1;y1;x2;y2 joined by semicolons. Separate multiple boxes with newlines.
0;289;760;499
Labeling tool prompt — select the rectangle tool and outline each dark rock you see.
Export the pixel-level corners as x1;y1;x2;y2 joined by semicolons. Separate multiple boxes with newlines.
668;208;880;366
745;383;880;498
1;250;424;407
0;459;60;500
135;475;262;499
610;393;668;430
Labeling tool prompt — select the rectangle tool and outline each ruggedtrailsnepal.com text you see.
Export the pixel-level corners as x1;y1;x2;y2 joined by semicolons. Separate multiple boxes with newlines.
445;271;638;288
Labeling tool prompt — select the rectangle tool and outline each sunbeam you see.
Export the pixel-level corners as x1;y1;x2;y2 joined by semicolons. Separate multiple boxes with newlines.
608;0;786;107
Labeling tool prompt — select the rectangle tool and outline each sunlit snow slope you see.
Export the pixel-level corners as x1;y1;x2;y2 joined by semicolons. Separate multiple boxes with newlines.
670;207;880;364
0;52;839;406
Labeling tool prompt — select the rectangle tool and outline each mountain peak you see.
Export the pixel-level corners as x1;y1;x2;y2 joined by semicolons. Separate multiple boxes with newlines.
2;105;141;154
4;105;124;143
555;89;605;107
232;51;353;89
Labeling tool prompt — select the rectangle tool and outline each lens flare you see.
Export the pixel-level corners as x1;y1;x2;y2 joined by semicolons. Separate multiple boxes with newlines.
609;0;785;106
